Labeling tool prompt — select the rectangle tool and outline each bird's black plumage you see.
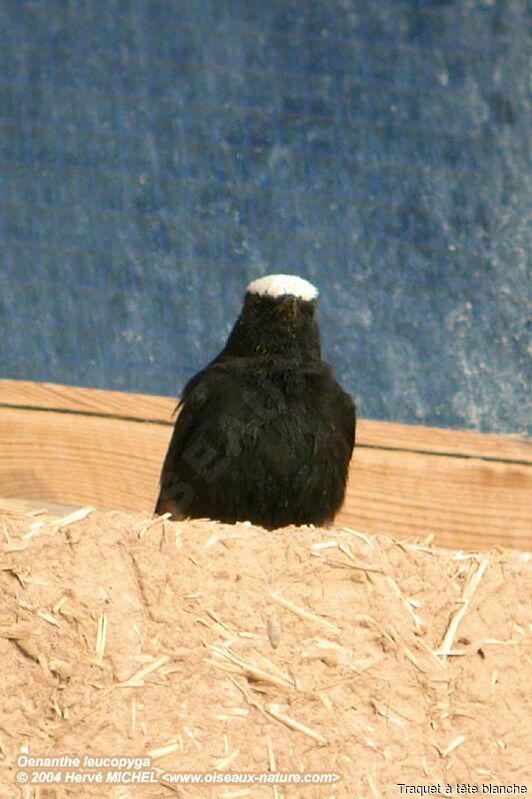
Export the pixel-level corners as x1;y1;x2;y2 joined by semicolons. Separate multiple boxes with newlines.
155;276;356;529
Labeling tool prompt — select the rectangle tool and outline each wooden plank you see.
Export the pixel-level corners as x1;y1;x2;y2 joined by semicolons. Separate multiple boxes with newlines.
1;379;529;462
337;449;531;549
0;407;165;512
0;379;175;422
0;380;530;551
355;418;530;463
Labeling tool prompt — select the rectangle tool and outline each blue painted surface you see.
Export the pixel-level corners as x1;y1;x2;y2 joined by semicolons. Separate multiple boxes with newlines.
0;0;530;434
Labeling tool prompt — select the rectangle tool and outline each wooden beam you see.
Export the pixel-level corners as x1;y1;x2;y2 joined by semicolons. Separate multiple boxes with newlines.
1;379;529;460
0;379;530;551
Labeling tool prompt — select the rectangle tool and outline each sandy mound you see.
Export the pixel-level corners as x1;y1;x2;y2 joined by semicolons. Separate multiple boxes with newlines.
0;506;530;798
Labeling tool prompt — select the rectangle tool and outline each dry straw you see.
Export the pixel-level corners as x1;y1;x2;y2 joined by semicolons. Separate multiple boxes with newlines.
1;505;529;795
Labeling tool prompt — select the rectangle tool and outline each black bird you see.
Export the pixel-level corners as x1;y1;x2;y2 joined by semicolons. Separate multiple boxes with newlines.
155;274;356;529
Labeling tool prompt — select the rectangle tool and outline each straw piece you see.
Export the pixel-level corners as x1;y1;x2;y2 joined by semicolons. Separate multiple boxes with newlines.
367;774;380;798
270;593;341;635
415;638;450;670
1;566;29;588
148;742;181;760
197;616;236;640
21;521;46;541
55;506;95;529
94;613;107;665
439;558;489;658
267;737;276;770
184;726;202;751
313;638;381;673
398;542;436;555
225;674;269;718
398;640;424;672
209;645;295;690
383;575;424;631
266;738;282;799
117;655;171;688
139;513;170;539
340;527;374;546
52;597;67;614
337;542;382;572
439;735;466;757
36;610;60;628
266;704;327;745
356;614;426;671
2;523;11;544
249;649;295;684
204;608;235;633
21;506;94;540
371;701;405;728
214;748;240;770
318;691;333;710
311;540;338;551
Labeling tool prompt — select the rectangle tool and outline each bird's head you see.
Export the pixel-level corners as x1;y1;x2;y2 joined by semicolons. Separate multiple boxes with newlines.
222;274;321;360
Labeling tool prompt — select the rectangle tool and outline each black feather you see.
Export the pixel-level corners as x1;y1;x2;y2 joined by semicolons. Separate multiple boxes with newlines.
155;286;356;529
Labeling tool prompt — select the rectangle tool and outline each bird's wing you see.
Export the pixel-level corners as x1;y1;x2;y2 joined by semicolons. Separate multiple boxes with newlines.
155;364;249;516
155;371;212;515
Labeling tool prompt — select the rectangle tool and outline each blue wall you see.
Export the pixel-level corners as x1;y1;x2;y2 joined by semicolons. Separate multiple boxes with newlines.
1;0;530;433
